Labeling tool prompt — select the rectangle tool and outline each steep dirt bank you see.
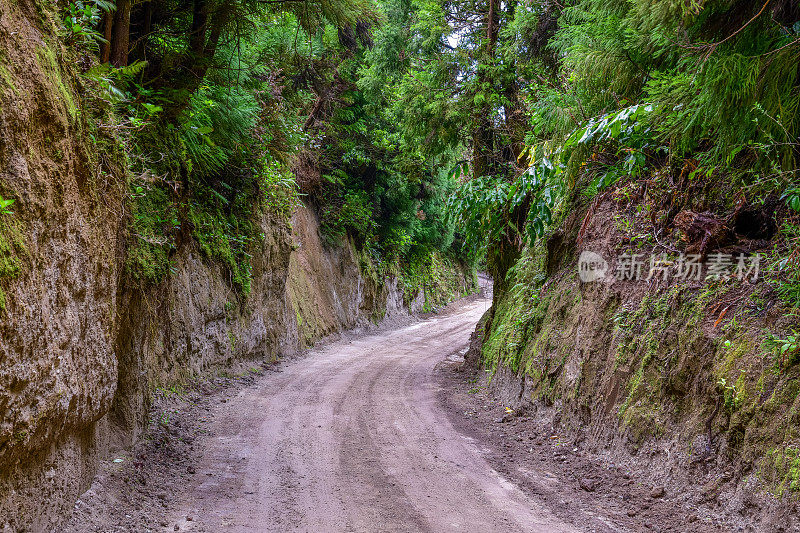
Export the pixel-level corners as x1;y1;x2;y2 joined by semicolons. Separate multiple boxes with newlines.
0;2;126;531
111;201;474;448
471;180;800;531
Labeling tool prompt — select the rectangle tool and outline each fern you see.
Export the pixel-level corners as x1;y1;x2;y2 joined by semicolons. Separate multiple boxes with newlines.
180;85;259;178
83;61;147;105
62;1;115;49
536;0;800;173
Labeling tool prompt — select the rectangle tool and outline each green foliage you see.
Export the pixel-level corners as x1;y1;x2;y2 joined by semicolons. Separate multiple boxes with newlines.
559;103;660;189
105;8;316;292
768;222;800;313
259;155;301;220
765;331;800;370
546;0;800;160
718;372;747;413
64;0;473;294
188;181;260;294
309;34;463;266
783;186;800;213
447;176;511;262
0;195;14;215
57;0;800;294
61;1;114;50
397;249;475;312
322;190;374;244
0;211;27;312
180;85;259;177
82;61;149;107
450;104;658;256
448;0;799;273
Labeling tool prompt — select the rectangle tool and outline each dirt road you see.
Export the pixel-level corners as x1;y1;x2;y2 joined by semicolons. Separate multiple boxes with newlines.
159;297;577;533
65;294;730;533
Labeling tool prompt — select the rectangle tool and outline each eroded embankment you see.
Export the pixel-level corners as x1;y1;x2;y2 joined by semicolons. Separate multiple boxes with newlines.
471;182;800;531
0;3;125;530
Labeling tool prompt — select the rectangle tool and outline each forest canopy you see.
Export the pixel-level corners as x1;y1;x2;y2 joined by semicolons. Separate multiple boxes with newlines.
63;0;800;291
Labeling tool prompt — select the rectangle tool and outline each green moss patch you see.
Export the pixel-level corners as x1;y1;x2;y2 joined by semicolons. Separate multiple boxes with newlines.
188;184;258;295
0;214;27;311
125;185;176;285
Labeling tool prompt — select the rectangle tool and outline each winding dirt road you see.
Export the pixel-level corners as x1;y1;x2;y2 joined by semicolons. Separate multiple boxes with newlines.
163;297;577;533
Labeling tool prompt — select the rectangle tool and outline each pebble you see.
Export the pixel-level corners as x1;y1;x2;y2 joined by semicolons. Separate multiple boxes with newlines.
579;478;597;492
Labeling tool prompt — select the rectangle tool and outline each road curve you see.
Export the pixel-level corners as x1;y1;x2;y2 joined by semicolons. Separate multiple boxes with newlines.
166;298;578;533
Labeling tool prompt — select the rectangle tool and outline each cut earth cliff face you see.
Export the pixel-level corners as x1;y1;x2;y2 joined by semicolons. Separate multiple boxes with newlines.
0;3;476;531
0;2;126;530
470;178;800;531
111;201;471;451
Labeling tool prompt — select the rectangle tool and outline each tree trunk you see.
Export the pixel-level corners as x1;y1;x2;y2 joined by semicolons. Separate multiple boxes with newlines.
190;0;209;56
487;0;498;51
130;1;154;63
100;10;113;64
203;4;230;58
502;1;526;162
163;3;232;118
110;0;132;67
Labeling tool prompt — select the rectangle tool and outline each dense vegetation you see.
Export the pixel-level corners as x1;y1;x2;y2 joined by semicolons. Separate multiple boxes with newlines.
60;0;799;305
62;0;476;296
413;0;800;281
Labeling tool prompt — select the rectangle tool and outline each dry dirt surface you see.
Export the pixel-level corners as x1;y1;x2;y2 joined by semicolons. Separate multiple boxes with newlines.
64;293;733;533
438;364;730;533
